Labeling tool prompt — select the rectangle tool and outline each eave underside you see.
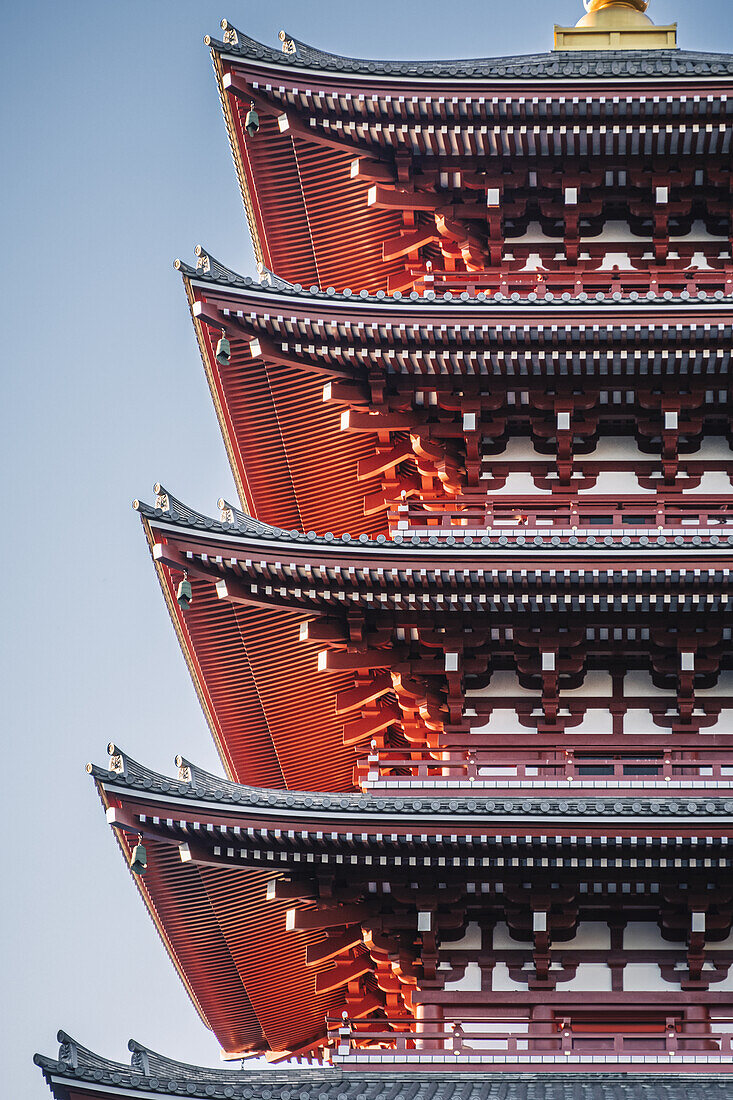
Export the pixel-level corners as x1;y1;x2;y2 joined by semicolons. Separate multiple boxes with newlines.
105;816;341;1055
190;282;386;535
218;50;405;293
149;537;358;791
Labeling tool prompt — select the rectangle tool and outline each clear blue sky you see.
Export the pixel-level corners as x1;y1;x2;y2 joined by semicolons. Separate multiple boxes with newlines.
2;1;731;1095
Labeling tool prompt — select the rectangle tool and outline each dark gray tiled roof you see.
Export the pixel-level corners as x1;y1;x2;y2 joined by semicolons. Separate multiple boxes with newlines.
207;23;733;81
90;745;733;821
175;250;733;309
134;487;733;556
34;1032;733;1099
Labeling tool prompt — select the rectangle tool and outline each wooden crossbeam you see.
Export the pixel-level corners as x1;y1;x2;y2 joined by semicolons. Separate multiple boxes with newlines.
306;928;364;967
286;904;369;932
315;956;373;994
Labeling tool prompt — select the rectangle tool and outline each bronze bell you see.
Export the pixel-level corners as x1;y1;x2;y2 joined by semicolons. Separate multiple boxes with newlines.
177;577;193;610
245;104;260;137
130;841;147;876
215;335;231;366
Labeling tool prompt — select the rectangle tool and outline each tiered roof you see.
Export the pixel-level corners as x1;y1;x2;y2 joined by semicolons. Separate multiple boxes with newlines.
135;487;733;792
88;746;733;1058
205;24;733;293
179;253;733;541
37;6;733;1091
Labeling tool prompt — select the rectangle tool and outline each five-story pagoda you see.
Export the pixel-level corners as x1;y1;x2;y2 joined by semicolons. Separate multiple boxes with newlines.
37;2;733;1096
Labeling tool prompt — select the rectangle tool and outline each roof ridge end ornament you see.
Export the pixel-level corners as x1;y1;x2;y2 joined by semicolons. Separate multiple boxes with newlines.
57;1032;79;1069
148;484;213;526
278;29;298;55
152;482;170;513
193;245;244;285
107;743;126;776
175;754;194;785
218;497;247;525
220;18;239;47
128;1041;151;1078
257;262;295;291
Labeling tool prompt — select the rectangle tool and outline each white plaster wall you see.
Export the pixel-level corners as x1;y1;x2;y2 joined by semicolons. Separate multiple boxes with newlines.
623;923;674;951
488;438;544;463
705;929;733;950
511;221;554;244
672;219;727;242
624;672;673;698
625;671;733;704
492;922;526;950
589;472;653;495
490;472;551;495
445;961;483;992
446;922;482;952
696;673;733;697
469;673;537;699
623;709;668;735
623;963;669;992
562;963;613;992
491;961;528;991
573;709;614;735
563;923;611;950
472;709;531;735
560;671;614;698
708;972;733;992
686;471;733;494
690;437;733;462
597;252;634;271
585;438;646;463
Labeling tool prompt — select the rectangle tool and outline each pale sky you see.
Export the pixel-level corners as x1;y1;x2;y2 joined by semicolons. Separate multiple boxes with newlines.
3;0;732;1095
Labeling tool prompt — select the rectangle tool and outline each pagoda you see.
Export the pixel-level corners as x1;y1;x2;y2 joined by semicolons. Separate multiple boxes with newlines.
36;2;733;1096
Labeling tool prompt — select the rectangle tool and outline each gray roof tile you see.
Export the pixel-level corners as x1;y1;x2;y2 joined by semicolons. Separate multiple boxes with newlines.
175;248;733;309
91;744;733;821
134;485;733;556
207;25;733;81
34;1033;733;1099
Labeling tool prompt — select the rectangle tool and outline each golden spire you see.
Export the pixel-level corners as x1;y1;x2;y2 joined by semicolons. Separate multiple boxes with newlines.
554;0;677;51
584;0;649;12
578;0;653;25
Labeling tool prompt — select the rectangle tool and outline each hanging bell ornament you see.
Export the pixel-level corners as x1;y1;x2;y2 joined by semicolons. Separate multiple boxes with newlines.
177;576;193;610
130;840;147;876
245;103;260;137
215;334;231;366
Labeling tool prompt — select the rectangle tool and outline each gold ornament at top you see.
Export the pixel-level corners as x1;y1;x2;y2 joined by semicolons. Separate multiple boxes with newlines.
584;0;649;12
554;0;676;50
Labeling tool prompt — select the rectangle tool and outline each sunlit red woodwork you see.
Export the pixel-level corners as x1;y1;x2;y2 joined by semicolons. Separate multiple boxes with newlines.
138;495;733;780
207;20;733;295
87;744;733;1067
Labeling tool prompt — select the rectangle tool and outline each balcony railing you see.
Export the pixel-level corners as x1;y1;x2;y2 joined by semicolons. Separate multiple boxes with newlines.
327;1016;733;1069
409;267;733;300
388;499;733;540
356;749;733;793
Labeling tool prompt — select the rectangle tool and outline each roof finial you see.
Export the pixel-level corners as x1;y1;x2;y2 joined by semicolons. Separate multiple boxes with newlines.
555;0;676;50
584;0;649;11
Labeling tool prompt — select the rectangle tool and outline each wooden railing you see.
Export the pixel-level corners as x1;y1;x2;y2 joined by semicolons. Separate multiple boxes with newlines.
327;1015;733;1066
389;499;733;536
355;748;733;792
410;267;733;299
